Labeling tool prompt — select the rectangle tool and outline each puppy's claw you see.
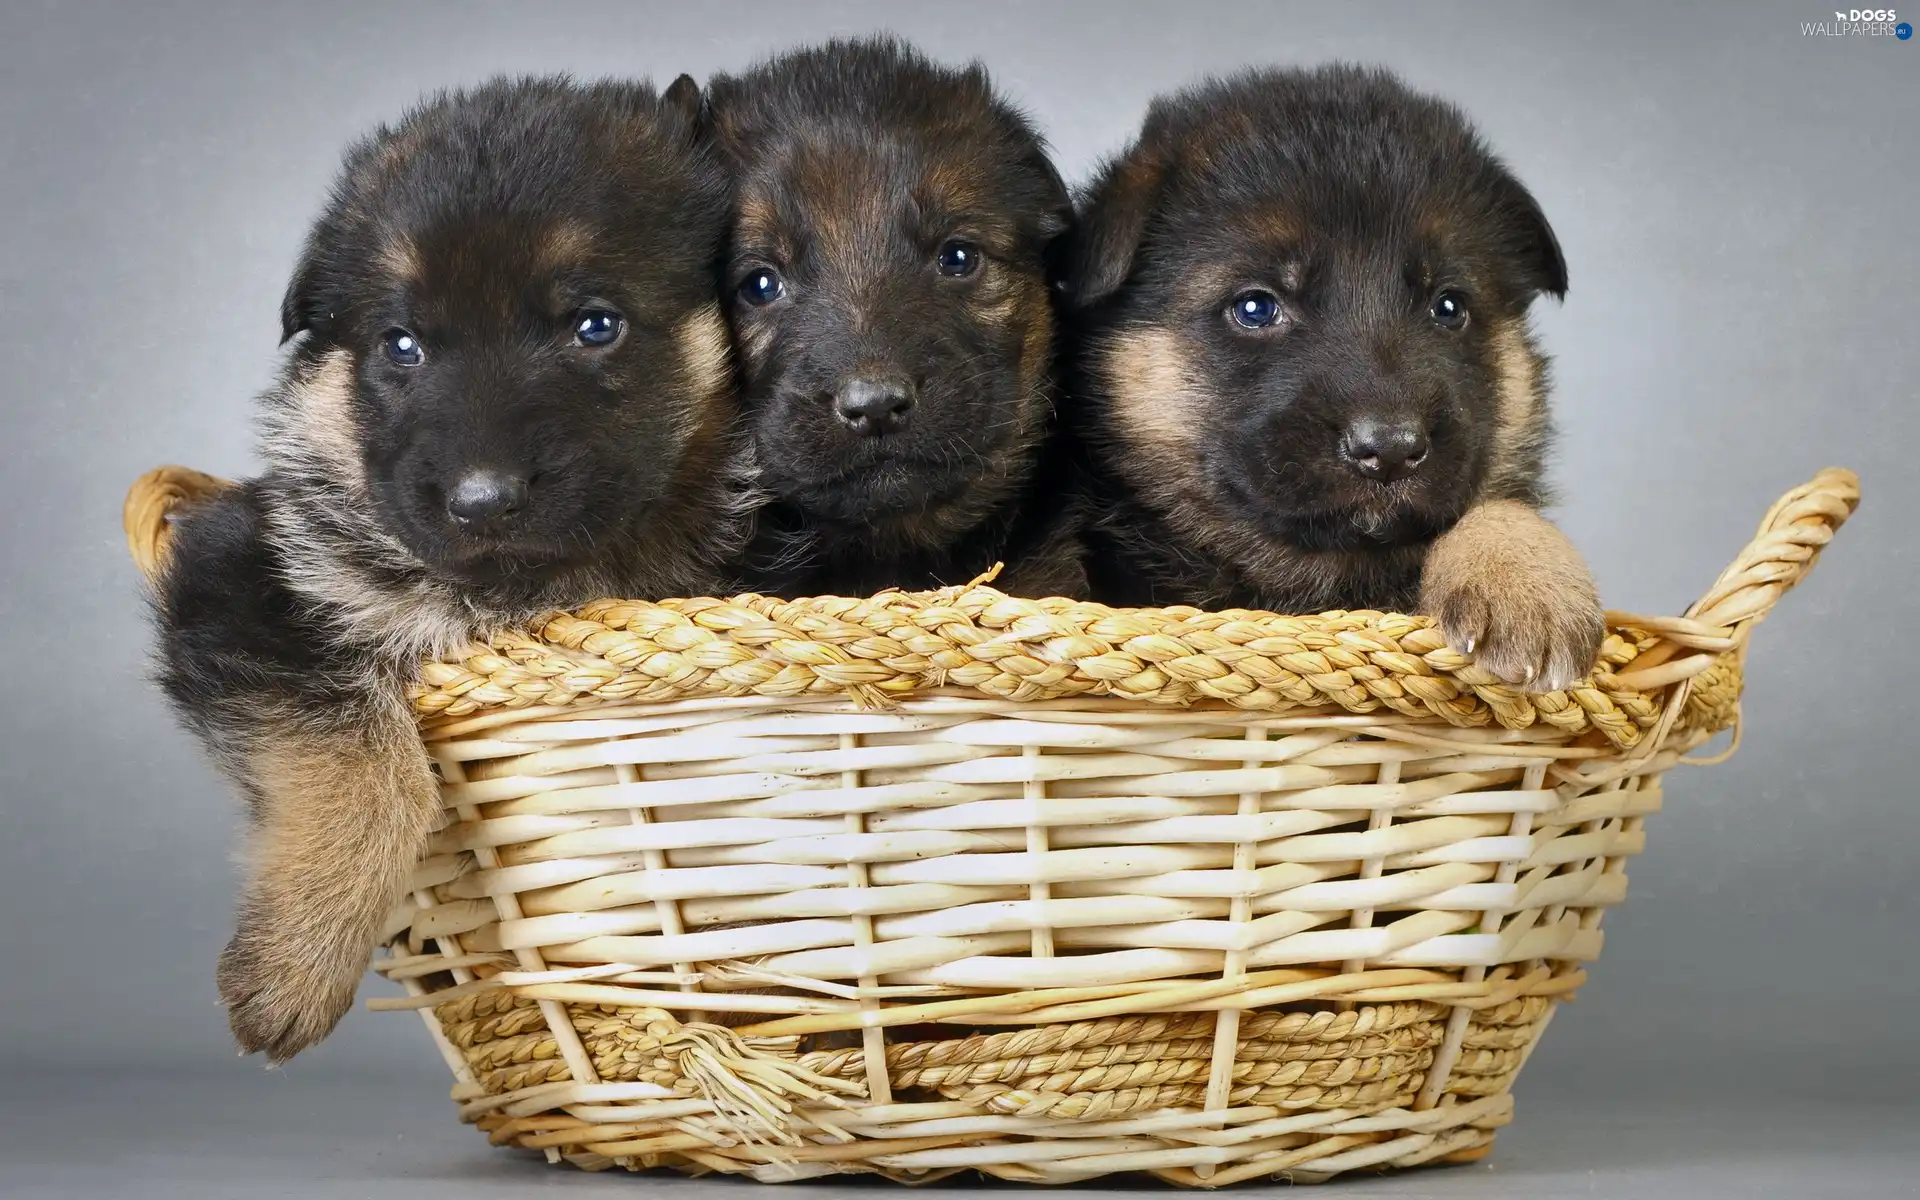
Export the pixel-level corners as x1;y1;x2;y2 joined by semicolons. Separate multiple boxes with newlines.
1421;503;1604;696
1429;581;1603;696
1545;666;1581;695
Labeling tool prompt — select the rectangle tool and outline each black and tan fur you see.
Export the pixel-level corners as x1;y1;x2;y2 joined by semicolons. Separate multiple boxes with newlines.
152;76;741;1061
1067;65;1602;690
706;37;1085;597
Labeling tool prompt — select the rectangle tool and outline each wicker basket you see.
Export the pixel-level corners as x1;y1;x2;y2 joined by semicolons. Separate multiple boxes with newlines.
126;466;1858;1186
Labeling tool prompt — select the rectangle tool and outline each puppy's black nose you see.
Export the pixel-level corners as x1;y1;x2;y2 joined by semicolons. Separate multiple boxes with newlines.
833;377;915;436
446;470;528;525
1342;420;1430;482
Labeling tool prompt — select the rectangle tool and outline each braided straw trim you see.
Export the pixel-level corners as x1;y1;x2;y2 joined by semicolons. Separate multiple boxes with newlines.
420;973;1544;1180
433;992;856;1140
438;994;1451;1094
1459;1023;1542;1052
433;990;1511;1122
797;1003;1444;1081
1445;1071;1530;1098
435;992;1473;1114
892;1033;1442;1090
430;980;1530;1179
819;1024;1445;1089
954;1046;1435;1100
407;601;1672;747
1432;1000;1552;1100
1470;995;1551;1027
791;998;1443;1090
120;467;1860;752
974;1072;1425;1118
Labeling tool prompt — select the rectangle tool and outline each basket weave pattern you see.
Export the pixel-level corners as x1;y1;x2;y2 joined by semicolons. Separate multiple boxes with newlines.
126;467;1857;1185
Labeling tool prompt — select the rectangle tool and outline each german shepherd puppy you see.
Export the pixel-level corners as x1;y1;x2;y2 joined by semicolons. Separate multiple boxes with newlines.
706;37;1085;598
1066;65;1603;691
152;76;739;1061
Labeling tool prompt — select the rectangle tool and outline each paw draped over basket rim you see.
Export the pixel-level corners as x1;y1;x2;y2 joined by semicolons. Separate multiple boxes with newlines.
126;466;1858;1186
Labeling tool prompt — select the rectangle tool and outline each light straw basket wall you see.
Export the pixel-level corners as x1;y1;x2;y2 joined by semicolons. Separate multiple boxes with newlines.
125;466;1858;1186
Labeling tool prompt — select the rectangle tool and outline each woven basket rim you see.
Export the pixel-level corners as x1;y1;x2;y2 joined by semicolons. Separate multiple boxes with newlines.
123;465;1859;751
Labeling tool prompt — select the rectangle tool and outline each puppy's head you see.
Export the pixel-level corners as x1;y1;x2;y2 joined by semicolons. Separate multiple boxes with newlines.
1070;65;1565;562
708;37;1070;546
274;75;731;601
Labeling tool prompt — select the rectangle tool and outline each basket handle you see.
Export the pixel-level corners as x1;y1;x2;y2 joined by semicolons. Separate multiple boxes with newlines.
1607;467;1859;677
123;465;234;583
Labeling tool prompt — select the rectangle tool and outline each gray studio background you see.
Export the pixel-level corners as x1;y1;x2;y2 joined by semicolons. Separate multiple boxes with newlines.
2;0;1915;1195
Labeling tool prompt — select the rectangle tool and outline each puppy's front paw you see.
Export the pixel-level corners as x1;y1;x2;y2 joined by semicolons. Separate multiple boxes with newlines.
1421;501;1604;694
217;911;366;1064
1429;572;1603;693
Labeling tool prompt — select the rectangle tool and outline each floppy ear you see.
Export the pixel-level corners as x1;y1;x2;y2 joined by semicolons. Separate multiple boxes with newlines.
278;238;323;345
1061;143;1167;309
1023;151;1076;292
1494;175;1568;300
660;72;707;142
699;74;747;165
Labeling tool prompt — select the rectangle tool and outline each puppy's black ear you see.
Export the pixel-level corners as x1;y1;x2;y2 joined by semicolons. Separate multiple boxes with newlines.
1024;151;1076;292
661;73;706;139
701;74;744;163
1494;174;1568;300
1062;143;1167;309
279;237;323;345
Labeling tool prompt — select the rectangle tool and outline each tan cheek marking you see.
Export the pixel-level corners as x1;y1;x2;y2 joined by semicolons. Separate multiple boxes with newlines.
294;350;367;486
733;313;778;368
1102;327;1204;455
1017;283;1054;393
1487;320;1541;457
675;304;734;416
972;270;1025;326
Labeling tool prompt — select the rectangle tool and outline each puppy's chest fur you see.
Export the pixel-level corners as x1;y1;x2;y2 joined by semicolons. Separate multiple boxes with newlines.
738;441;1090;600
1082;476;1430;614
742;503;1085;599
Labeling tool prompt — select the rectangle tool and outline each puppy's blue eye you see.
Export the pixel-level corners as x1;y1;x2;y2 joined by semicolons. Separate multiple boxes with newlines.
1431;290;1469;330
935;239;980;277
1229;291;1283;330
383;328;424;366
739;268;784;306
574;309;624;347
